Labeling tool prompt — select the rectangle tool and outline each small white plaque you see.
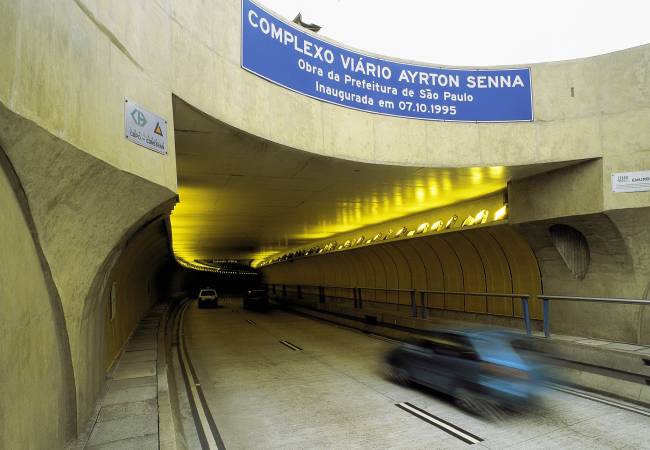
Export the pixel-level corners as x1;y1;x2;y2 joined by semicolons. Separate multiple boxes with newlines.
124;98;167;155
612;170;650;193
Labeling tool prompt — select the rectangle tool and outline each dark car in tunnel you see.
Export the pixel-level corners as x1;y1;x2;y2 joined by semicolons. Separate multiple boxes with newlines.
243;288;269;311
385;327;544;416
197;288;219;308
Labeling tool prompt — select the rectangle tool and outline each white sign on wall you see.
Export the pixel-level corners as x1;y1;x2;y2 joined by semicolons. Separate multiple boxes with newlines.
612;170;650;193
124;98;167;155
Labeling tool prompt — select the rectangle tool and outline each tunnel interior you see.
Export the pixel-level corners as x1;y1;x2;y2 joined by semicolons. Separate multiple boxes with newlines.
2;2;650;446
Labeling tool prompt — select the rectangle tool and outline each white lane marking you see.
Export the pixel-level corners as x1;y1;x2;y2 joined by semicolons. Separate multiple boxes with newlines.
179;304;221;450
280;340;302;351
396;402;482;445
547;383;650;417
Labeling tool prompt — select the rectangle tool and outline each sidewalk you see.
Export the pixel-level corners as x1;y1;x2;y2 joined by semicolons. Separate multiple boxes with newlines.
68;303;168;450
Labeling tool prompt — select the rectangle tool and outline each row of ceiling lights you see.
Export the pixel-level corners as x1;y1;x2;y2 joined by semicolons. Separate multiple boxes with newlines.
257;205;507;267
176;257;258;275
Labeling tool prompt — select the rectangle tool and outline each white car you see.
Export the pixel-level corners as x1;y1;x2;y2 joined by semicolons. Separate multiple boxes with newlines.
198;288;219;308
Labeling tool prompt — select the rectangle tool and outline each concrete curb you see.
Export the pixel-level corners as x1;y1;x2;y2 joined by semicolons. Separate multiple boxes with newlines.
157;302;177;450
160;299;192;450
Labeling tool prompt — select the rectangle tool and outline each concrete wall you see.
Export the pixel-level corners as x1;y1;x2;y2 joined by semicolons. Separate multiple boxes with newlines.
1;0;178;440
515;209;650;344
263;224;543;324
0;148;75;449
0;104;176;436
171;1;650;189
265;208;650;344
104;220;172;371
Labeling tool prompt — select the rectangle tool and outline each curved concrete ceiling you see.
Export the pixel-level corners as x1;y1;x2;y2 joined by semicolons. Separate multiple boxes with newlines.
171;97;577;265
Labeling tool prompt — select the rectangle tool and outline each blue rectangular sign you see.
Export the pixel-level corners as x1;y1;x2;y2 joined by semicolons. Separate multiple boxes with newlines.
241;0;533;123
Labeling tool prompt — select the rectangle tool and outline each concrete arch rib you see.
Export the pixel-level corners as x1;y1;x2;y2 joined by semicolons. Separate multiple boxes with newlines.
320;254;339;300
295;259;316;303
488;227;543;319
464;228;514;316
334;252;355;302
395;240;427;290
407;239;445;309
442;233;488;313
364;246;389;305
382;242;413;307
351;247;376;292
424;236;464;311
371;244;401;307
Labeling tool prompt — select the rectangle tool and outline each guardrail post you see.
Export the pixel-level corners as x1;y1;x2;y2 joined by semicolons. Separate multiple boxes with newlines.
353;288;358;308
272;284;276;295
357;288;363;309
542;297;550;337
410;290;417;317
319;286;324;304
297;285;302;299
420;292;427;319
282;284;287;300
521;296;532;336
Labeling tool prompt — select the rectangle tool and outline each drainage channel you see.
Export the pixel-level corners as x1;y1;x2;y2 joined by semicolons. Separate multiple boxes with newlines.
395;402;484;445
176;300;226;450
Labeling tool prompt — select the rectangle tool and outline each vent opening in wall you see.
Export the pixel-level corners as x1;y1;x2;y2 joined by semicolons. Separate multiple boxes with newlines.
550;224;590;279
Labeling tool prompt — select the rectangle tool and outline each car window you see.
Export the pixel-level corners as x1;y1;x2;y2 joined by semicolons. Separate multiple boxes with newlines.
471;334;524;365
201;290;216;296
431;333;478;360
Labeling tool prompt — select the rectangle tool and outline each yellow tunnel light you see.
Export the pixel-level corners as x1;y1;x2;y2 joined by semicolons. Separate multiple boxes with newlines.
337;245;343;250
384;229;395;240
343;240;351;248
406;230;416;237
416;222;430;234
430;220;444;232
355;236;365;246
395;227;408;238
365;239;372;244
445;215;458;230
461;215;475;227
373;232;383;242
474;209;489;224
494;204;508;221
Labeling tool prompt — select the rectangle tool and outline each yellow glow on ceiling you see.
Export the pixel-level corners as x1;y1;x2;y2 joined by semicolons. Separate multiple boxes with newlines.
170;167;510;264
171;97;573;266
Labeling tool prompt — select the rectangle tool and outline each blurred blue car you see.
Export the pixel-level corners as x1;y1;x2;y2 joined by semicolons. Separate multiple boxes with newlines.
385;326;545;416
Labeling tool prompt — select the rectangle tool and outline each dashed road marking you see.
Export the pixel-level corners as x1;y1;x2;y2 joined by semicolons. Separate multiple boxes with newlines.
279;340;302;351
396;402;483;445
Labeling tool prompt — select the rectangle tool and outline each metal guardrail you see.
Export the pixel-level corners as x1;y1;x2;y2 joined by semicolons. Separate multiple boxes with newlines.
267;283;534;335
267;284;650;339
538;295;650;338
